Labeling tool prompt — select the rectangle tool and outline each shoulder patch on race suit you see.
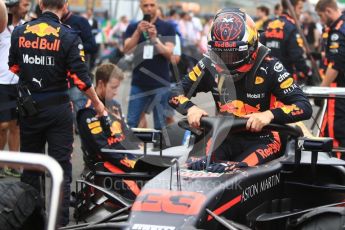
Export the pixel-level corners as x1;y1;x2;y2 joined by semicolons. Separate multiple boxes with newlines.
329;41;340;53
78;43;85;62
87;120;102;134
280;78;294;89
188;63;204;82
331;33;339;41
273;61;284;72
278;72;290;83
296;34;304;47
282;83;298;95
255;76;264;84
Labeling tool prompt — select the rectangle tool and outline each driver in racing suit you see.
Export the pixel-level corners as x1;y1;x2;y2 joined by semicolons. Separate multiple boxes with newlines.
169;8;312;173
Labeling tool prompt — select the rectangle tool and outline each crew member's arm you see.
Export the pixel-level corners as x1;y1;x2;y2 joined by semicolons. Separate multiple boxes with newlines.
269;60;312;123
78;17;97;54
245;59;312;132
321;31;345;86
287;28;311;77
66;35;104;116
123;21;149;54
8;28;20;74
321;67;338;86
0;0;7;33
169;58;212;128
148;23;175;60
78;108;109;150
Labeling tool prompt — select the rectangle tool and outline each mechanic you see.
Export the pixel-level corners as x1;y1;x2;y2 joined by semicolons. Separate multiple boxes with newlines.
315;0;345;160
77;63;140;199
78;63;140;162
260;0;312;85
169;8;312;173
0;0;7;33
8;0;105;226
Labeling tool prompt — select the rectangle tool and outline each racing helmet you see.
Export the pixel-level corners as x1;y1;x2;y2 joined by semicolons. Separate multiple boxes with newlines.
208;8;259;72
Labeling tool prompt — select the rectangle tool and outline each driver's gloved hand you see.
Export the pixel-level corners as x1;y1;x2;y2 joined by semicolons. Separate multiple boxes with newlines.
186;156;207;171
207;162;248;173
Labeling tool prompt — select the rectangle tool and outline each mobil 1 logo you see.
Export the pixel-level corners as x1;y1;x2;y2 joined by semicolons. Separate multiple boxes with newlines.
23;54;55;66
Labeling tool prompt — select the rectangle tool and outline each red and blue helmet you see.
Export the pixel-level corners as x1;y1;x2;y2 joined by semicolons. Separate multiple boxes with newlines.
208;8;259;71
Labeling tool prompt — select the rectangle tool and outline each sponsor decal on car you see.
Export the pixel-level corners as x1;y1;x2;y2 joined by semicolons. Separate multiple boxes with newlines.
131;224;175;230
241;173;280;202
178;169;223;178
132;189;206;215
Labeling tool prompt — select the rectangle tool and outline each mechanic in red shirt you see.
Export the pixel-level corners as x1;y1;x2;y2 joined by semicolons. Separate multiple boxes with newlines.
169;8;312;173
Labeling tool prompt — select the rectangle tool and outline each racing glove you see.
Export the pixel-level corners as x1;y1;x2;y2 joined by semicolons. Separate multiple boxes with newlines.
186;156;208;171
206;162;248;173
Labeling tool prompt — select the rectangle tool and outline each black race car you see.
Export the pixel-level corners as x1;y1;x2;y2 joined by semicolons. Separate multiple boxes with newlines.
64;115;345;230
64;87;345;230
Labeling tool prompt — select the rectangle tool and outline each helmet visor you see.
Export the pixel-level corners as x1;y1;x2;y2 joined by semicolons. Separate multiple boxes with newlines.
208;41;250;69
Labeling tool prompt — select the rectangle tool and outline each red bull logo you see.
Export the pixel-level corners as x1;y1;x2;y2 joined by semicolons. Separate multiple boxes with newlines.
110;121;123;136
214;41;237;48
267;20;285;30
120;158;136;169
24;23;60;37
265;30;284;39
273;101;303;116
169;95;189;105
19;37;61;51
218;100;260;117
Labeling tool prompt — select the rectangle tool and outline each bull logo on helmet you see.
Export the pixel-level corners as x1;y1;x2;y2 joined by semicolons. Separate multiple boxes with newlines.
212;13;245;41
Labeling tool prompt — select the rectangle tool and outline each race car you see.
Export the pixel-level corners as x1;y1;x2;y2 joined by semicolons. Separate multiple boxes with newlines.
64;115;345;230
64;87;345;230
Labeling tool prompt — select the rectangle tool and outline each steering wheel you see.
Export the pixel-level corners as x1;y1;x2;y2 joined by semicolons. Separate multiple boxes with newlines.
178;116;303;167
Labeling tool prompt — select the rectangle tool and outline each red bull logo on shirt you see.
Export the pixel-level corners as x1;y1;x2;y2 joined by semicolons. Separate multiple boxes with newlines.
218;100;260;117
19;37;61;51
24;23;60;37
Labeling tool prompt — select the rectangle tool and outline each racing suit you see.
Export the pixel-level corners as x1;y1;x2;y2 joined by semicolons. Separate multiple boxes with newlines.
78;99;140;163
260;13;311;84
8;12;92;226
320;15;345;159
169;52;312;166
